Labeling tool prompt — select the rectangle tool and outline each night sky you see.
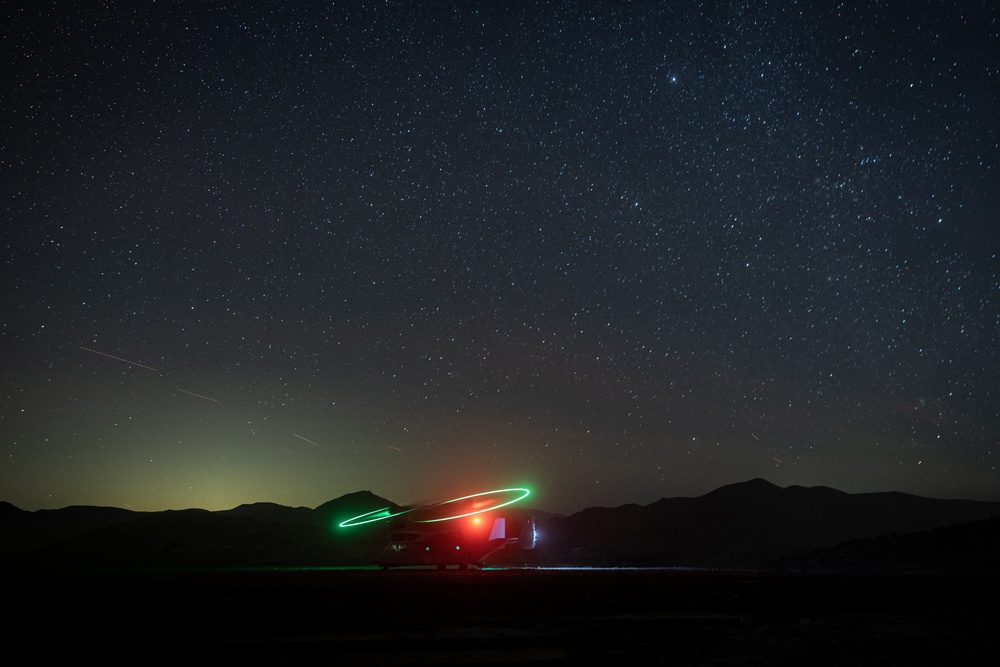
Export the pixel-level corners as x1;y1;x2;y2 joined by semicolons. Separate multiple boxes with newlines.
3;1;998;515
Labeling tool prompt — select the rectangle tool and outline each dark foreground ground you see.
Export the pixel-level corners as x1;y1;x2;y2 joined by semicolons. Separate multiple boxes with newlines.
7;567;998;665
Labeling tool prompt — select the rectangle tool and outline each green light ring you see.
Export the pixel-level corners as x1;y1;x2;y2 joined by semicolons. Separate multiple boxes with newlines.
338;506;415;528
412;487;530;523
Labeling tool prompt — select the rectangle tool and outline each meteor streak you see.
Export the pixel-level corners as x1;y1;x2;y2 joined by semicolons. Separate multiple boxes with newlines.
292;433;318;446
80;346;158;372
176;388;218;402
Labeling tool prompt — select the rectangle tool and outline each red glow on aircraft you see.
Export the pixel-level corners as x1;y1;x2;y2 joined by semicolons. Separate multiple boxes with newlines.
339;488;536;569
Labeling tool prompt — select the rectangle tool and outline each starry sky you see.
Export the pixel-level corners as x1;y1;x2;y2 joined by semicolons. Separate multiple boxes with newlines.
3;1;998;514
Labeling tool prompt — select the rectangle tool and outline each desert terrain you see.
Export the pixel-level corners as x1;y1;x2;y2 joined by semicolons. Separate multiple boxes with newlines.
7;567;997;665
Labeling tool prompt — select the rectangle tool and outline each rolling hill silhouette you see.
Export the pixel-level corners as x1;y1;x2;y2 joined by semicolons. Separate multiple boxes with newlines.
2;479;998;572
541;478;1000;569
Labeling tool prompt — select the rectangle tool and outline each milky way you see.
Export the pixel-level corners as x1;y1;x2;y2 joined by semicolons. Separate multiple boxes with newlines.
3;1;998;513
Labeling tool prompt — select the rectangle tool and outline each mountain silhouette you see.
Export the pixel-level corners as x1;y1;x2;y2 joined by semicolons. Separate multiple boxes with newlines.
2;480;998;572
777;514;1000;574
542;479;1000;568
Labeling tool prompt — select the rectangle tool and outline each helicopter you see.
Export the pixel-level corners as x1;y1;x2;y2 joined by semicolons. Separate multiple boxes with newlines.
339;488;536;569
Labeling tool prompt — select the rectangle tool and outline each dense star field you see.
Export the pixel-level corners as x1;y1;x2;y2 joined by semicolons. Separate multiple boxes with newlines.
2;1;998;514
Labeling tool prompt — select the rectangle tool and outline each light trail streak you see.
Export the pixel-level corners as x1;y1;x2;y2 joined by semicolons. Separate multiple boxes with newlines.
176;388;218;402
80;346;158;371
387;445;402;451
292;433;318;446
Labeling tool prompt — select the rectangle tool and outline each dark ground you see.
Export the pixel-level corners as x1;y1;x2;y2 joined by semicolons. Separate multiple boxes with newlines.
7;568;998;665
